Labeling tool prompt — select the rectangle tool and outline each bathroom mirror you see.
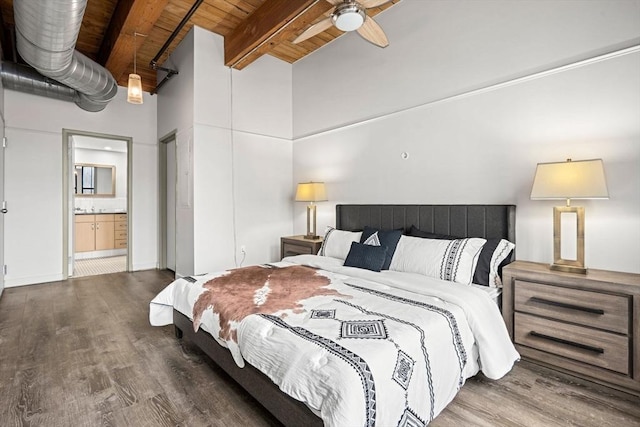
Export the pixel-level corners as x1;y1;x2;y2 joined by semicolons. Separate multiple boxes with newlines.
74;163;115;197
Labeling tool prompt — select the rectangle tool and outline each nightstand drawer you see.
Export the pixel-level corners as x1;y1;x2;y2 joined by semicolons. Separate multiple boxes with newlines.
514;280;629;334
515;312;629;375
282;242;314;257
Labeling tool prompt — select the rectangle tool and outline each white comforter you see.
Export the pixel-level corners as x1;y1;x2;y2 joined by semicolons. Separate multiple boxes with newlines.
150;255;519;426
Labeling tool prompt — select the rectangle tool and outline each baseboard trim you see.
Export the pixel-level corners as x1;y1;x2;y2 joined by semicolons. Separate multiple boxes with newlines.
5;274;65;288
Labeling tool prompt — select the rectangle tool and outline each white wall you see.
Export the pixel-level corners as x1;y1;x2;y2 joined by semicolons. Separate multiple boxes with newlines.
158;26;293;276
4;87;158;286
294;0;640;137
229;54;294;267
292;0;640;274
157;29;196;276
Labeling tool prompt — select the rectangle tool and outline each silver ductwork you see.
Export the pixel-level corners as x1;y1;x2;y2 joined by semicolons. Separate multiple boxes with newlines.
1;61;78;102
11;0;118;112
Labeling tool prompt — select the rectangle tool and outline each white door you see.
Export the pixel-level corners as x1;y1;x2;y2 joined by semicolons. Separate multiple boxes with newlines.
0;116;5;297
166;137;176;272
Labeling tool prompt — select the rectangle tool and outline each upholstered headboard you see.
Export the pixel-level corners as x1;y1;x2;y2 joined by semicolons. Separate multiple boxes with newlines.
335;204;516;243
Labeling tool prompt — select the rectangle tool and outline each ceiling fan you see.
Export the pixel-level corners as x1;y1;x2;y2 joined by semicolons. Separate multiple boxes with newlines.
293;0;393;48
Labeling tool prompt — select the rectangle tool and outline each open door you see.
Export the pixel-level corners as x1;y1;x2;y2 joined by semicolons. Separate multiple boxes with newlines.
158;132;176;274
0;115;5;297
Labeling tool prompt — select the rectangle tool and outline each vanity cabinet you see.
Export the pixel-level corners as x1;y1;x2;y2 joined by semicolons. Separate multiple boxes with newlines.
94;214;115;250
114;214;127;249
75;215;96;252
75;214;121;252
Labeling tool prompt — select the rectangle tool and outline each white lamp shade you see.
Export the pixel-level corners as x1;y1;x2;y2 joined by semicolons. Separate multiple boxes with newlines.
295;182;327;202
531;159;609;200
127;73;144;104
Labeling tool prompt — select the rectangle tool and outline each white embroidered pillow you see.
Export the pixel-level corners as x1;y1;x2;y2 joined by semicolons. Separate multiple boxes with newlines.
319;227;363;260
390;235;486;284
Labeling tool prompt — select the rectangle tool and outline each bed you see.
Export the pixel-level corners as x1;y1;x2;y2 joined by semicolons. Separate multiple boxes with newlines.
150;204;518;426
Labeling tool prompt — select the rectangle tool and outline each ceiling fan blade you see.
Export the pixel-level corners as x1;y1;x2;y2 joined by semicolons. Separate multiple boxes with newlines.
357;16;389;47
326;0;342;4
293;17;335;44
361;0;392;8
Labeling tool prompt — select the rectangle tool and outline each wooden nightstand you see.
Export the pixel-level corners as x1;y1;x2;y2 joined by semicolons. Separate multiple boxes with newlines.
280;235;323;259
502;260;640;396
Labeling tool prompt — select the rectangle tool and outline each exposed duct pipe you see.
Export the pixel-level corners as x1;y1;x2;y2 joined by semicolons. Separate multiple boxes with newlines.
1;61;78;103
12;0;118;112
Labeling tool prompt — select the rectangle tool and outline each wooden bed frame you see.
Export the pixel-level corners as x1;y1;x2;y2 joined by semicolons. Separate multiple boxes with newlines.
173;204;516;426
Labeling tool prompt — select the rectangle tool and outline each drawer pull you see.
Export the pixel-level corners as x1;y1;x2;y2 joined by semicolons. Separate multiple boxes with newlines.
529;297;604;315
529;331;604;354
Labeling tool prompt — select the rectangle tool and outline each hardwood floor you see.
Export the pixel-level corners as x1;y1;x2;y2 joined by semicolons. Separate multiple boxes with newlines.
0;270;638;426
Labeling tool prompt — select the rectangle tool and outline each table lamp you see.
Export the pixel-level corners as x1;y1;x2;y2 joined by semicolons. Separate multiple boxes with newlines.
295;182;327;240
530;158;608;274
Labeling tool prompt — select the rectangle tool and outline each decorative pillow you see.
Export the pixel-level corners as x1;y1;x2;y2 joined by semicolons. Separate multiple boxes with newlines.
360;226;402;270
408;225;457;240
408;225;515;287
390;235;486;285
343;242;388;272
318;227;363;260
474;238;515;287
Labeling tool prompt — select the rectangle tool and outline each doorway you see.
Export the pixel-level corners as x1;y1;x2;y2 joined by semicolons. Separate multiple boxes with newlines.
62;129;133;278
0;113;4;297
158;131;176;274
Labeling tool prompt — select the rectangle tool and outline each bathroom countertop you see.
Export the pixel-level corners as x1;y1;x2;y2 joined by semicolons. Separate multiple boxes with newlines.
74;211;127;215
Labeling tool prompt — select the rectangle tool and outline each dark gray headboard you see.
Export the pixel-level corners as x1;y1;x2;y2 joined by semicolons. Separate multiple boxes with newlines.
336;205;516;243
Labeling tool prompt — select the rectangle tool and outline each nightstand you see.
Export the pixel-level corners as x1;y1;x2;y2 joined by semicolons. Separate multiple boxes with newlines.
502;260;640;396
280;235;323;259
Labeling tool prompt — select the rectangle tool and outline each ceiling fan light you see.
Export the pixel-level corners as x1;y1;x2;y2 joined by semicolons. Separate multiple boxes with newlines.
333;3;366;31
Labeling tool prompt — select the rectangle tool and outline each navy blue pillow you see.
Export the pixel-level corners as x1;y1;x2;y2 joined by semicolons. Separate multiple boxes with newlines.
473;238;514;286
360;226;402;270
408;225;458;240
344;242;388;272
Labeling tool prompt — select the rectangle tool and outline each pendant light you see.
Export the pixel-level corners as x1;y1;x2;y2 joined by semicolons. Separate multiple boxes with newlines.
127;32;143;104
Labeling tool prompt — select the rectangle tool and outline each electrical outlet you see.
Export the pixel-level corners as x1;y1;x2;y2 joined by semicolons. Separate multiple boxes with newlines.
240;245;246;254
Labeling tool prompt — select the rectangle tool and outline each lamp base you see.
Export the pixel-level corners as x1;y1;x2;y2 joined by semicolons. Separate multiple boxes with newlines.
550;263;587;274
552;205;587;275
303;234;320;240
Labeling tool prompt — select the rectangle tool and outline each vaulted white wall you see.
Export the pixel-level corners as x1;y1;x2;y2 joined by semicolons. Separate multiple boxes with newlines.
3;87;158;286
158;28;196;277
294;0;640;137
157;26;293;277
292;0;640;273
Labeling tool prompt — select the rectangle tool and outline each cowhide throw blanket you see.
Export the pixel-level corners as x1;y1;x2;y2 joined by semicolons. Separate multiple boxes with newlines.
192;265;344;342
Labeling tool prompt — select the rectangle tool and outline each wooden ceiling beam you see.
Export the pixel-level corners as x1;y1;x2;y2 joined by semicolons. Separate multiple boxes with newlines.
98;0;170;82
233;0;334;70
224;0;333;68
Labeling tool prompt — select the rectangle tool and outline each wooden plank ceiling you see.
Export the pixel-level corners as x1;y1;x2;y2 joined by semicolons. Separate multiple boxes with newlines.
0;0;400;93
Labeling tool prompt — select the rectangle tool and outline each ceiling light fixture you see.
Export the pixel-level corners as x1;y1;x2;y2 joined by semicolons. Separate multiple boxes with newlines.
127;32;144;104
332;2;366;31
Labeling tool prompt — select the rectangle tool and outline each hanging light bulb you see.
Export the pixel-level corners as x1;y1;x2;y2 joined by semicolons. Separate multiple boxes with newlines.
127;32;143;104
